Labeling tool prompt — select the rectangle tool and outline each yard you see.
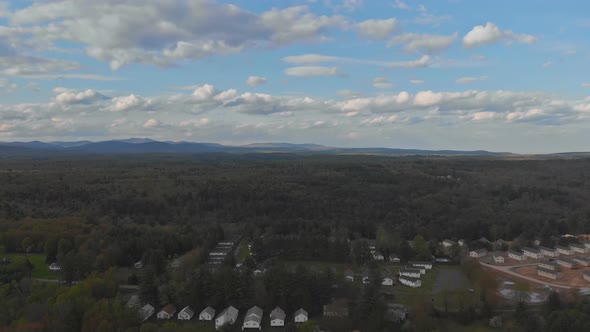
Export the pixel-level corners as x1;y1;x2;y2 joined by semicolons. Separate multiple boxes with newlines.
3;253;59;280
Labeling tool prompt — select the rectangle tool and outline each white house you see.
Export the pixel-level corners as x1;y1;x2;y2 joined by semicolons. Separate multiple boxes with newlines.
557;258;578;269
539;246;559;258
140;304;155;321
157;305;176;320
508;250;527;261
537;267;561;280
199;307;215;321
373;251;385;261
493;253;505;264
215;306;239;330
253;266;266;276
442;239;456;248
409;261;433;270
539;261;561;271
294;308;308;323
178;306;194;320
458;239;466;247
556;246;574;256
574;257;590;267
134;260;144;269
242;306;263;330
570;244;587;254
344;270;354;282
399;268;421;278
126;295;141;309
584;271;590;282
399;276;421;288
382;276;394;286
522;247;543;259
49;262;61;271
469;249;487;258
362;274;370;284
389;254;400;263
270;307;286;327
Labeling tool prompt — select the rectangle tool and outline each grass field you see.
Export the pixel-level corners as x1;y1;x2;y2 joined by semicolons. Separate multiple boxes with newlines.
3;253;59;279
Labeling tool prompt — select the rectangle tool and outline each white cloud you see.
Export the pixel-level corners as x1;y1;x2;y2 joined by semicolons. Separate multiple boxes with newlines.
284;66;341;77
393;0;411;10
456;76;487;84
463;22;537;48
581;83;590;87
284;54;430;68
410;79;424;84
54;88;105;104
111;94;146;112
143;118;159;128
542;61;553;68
372;77;394;89
470;111;496;121
389;33;458;53
246;76;267;87
355;18;398;40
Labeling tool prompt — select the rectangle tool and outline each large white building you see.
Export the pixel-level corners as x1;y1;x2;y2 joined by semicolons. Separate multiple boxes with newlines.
243;306;263;330
399;267;421;278
398;276;421;288
570;244;587;254
539;247;559;258
537;267;561;280
522;247;543;259
409;261;433;270
508;250;527;261
538;261;561;271
556;246;574;256
270;307;286;327
557;257;578;269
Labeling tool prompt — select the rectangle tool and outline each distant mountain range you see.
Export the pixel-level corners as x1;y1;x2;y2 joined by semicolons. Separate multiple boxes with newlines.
0;138;510;156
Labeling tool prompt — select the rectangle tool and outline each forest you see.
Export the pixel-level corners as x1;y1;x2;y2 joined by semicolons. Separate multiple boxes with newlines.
1;153;590;331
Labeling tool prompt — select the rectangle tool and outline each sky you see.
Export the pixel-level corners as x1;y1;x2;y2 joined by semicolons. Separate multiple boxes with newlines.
0;0;589;153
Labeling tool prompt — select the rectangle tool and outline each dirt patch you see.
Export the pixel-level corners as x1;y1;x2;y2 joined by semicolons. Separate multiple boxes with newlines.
513;265;590;288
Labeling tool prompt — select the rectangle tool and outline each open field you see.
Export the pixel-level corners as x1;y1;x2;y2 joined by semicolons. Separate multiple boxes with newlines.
3;253;59;280
514;265;590;288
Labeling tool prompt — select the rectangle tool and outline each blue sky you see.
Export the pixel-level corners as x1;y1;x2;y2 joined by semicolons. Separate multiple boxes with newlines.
0;0;589;153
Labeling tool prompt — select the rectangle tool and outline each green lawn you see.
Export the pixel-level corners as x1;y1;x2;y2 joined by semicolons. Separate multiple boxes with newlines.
3;253;59;279
236;241;251;262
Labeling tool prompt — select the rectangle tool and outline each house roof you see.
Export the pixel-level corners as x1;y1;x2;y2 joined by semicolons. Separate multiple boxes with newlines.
200;306;215;316
270;307;286;320
389;254;400;259
140;304;155;319
295;308;308;317
537;267;559;275
472;248;487;254
556;245;572;250
126;295;140;307
399;275;421;283
557;258;578;265
523;247;540;253
508;250;525;256
539;261;560;267
160;304;176;315
218;306;239;320
574;257;590;263
400;267;421;274
539;246;556;252
492;252;504;258
179;306;194;317
244;306;263;323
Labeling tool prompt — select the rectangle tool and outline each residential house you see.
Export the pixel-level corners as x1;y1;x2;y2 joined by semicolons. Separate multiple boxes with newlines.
215;306;239;330
492;252;505;264
126;295;141;309
253;266;266;276
409;265;426;275
398;275;422;288
157;305;176;320
522;247;543;259
373;251;385;261
538;261;561;271
537;267;561;280
409;261;433;270
584;271;590;283
570;244;587;254
556;246;574;256
243;306;263;330
442;239;456;248
399;267;421;278
539;246;559;258
469;249;487;258
478;237;491;245
344;269;355;282
458;239;466;247
507;250;527;261
140;304;155;321
382;274;394;286
389;254;400;263
199;307;215;321
557;257;578;269
270;307;286;327
49;262;61;271
323;299;349;317
573;257;590;267
178;306;194;320
294;308;308;323
134;260;144;269
367;240;377;254
362;271;370;284
384;304;407;323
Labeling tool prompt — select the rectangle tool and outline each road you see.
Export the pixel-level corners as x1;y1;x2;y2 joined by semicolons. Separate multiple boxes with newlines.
479;261;573;289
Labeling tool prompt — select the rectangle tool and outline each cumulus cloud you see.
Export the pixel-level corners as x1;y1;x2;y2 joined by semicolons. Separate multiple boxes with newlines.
372;77;394;89
355;18;398;40
456;76;487;84
389;33;458;53
463;22;537;48
246;76;267;87
393;0;411;10
284;66;341;77
6;1;347;70
54;88;106;104
143;118;159;128
111;94;146;112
